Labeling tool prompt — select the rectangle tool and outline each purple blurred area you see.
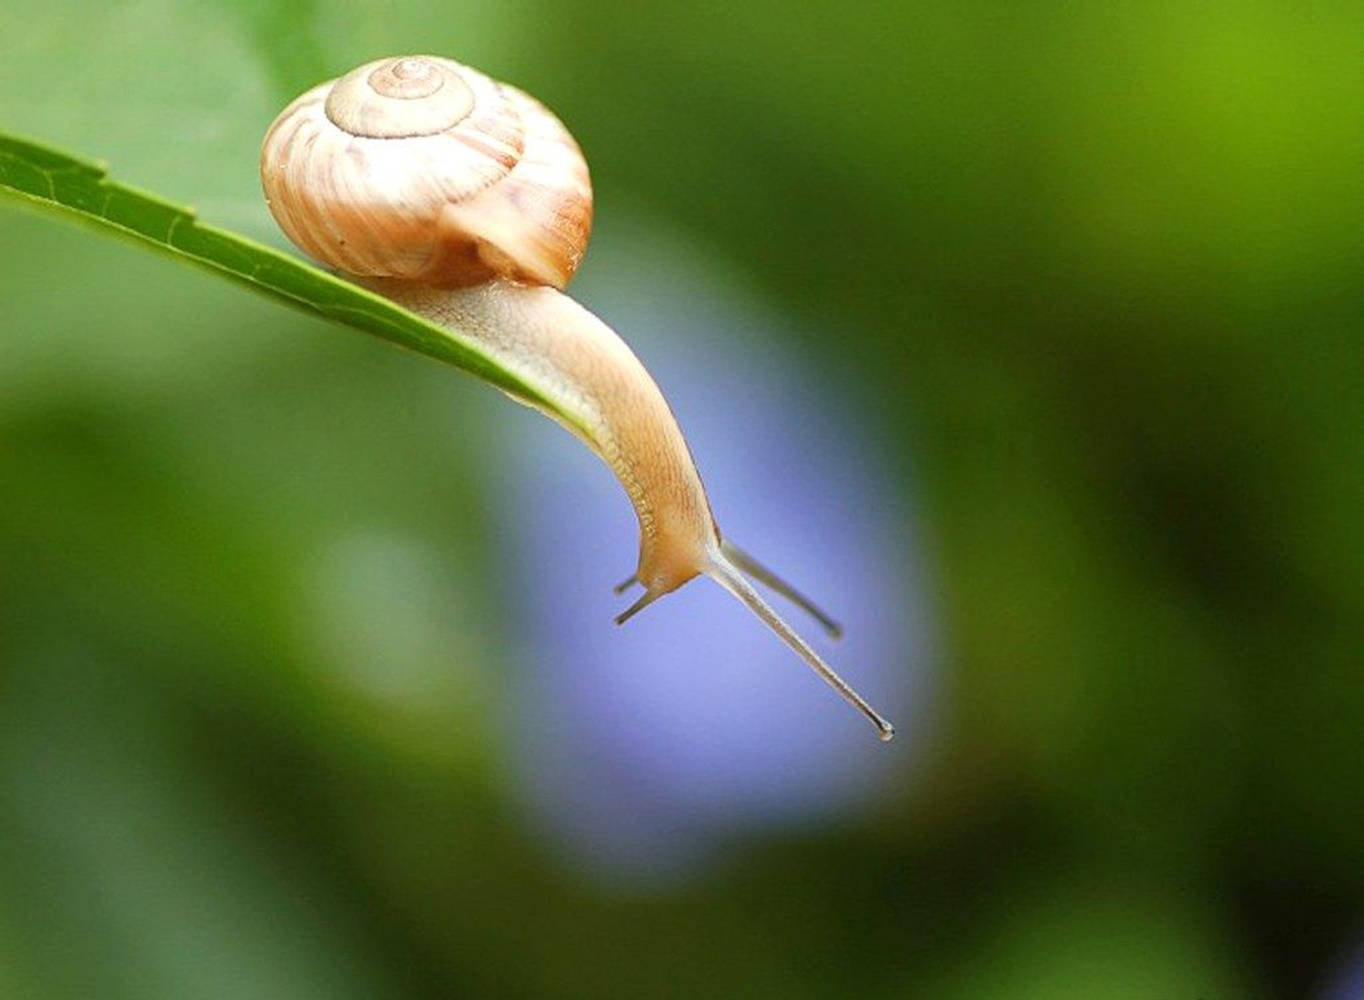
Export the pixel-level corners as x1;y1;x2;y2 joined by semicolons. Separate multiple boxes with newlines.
496;263;935;880
1322;939;1364;1000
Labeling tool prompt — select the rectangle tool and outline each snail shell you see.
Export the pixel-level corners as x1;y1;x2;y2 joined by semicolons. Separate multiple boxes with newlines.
260;55;593;289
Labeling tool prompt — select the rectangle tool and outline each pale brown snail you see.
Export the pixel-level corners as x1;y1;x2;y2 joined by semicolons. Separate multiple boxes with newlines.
261;55;894;740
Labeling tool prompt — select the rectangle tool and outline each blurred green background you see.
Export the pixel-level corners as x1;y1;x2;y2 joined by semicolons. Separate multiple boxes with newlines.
2;1;1362;997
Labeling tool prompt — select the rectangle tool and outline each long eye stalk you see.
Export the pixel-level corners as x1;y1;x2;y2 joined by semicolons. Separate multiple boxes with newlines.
704;549;895;741
614;543;893;741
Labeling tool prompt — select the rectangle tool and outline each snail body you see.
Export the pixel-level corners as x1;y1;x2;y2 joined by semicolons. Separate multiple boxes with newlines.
261;55;893;740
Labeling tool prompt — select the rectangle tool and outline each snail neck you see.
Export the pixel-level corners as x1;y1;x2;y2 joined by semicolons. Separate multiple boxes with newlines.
359;277;719;593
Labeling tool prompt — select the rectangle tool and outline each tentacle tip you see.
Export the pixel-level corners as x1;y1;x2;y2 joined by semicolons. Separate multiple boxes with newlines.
877;722;895;743
613;588;659;626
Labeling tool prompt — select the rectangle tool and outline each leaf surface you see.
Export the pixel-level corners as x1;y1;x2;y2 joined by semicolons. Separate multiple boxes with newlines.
0;130;574;426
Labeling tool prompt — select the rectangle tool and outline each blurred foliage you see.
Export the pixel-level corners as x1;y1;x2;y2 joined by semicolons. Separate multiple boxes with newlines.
1;1;1361;998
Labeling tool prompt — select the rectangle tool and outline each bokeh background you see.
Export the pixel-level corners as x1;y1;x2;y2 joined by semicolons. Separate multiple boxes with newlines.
2;1;1362;997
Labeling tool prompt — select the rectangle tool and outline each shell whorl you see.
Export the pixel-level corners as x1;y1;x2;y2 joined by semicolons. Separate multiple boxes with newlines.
260;55;593;289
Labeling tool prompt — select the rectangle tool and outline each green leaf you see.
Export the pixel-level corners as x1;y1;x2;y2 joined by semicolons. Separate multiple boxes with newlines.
0;130;575;428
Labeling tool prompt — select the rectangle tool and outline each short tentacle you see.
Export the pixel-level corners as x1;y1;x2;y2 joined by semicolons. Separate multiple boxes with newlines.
614;587;662;626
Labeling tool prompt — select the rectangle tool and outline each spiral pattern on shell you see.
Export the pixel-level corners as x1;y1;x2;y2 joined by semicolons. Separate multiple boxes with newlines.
260;55;593;290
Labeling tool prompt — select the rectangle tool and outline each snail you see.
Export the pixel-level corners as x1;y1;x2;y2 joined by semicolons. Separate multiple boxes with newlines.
260;55;894;741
